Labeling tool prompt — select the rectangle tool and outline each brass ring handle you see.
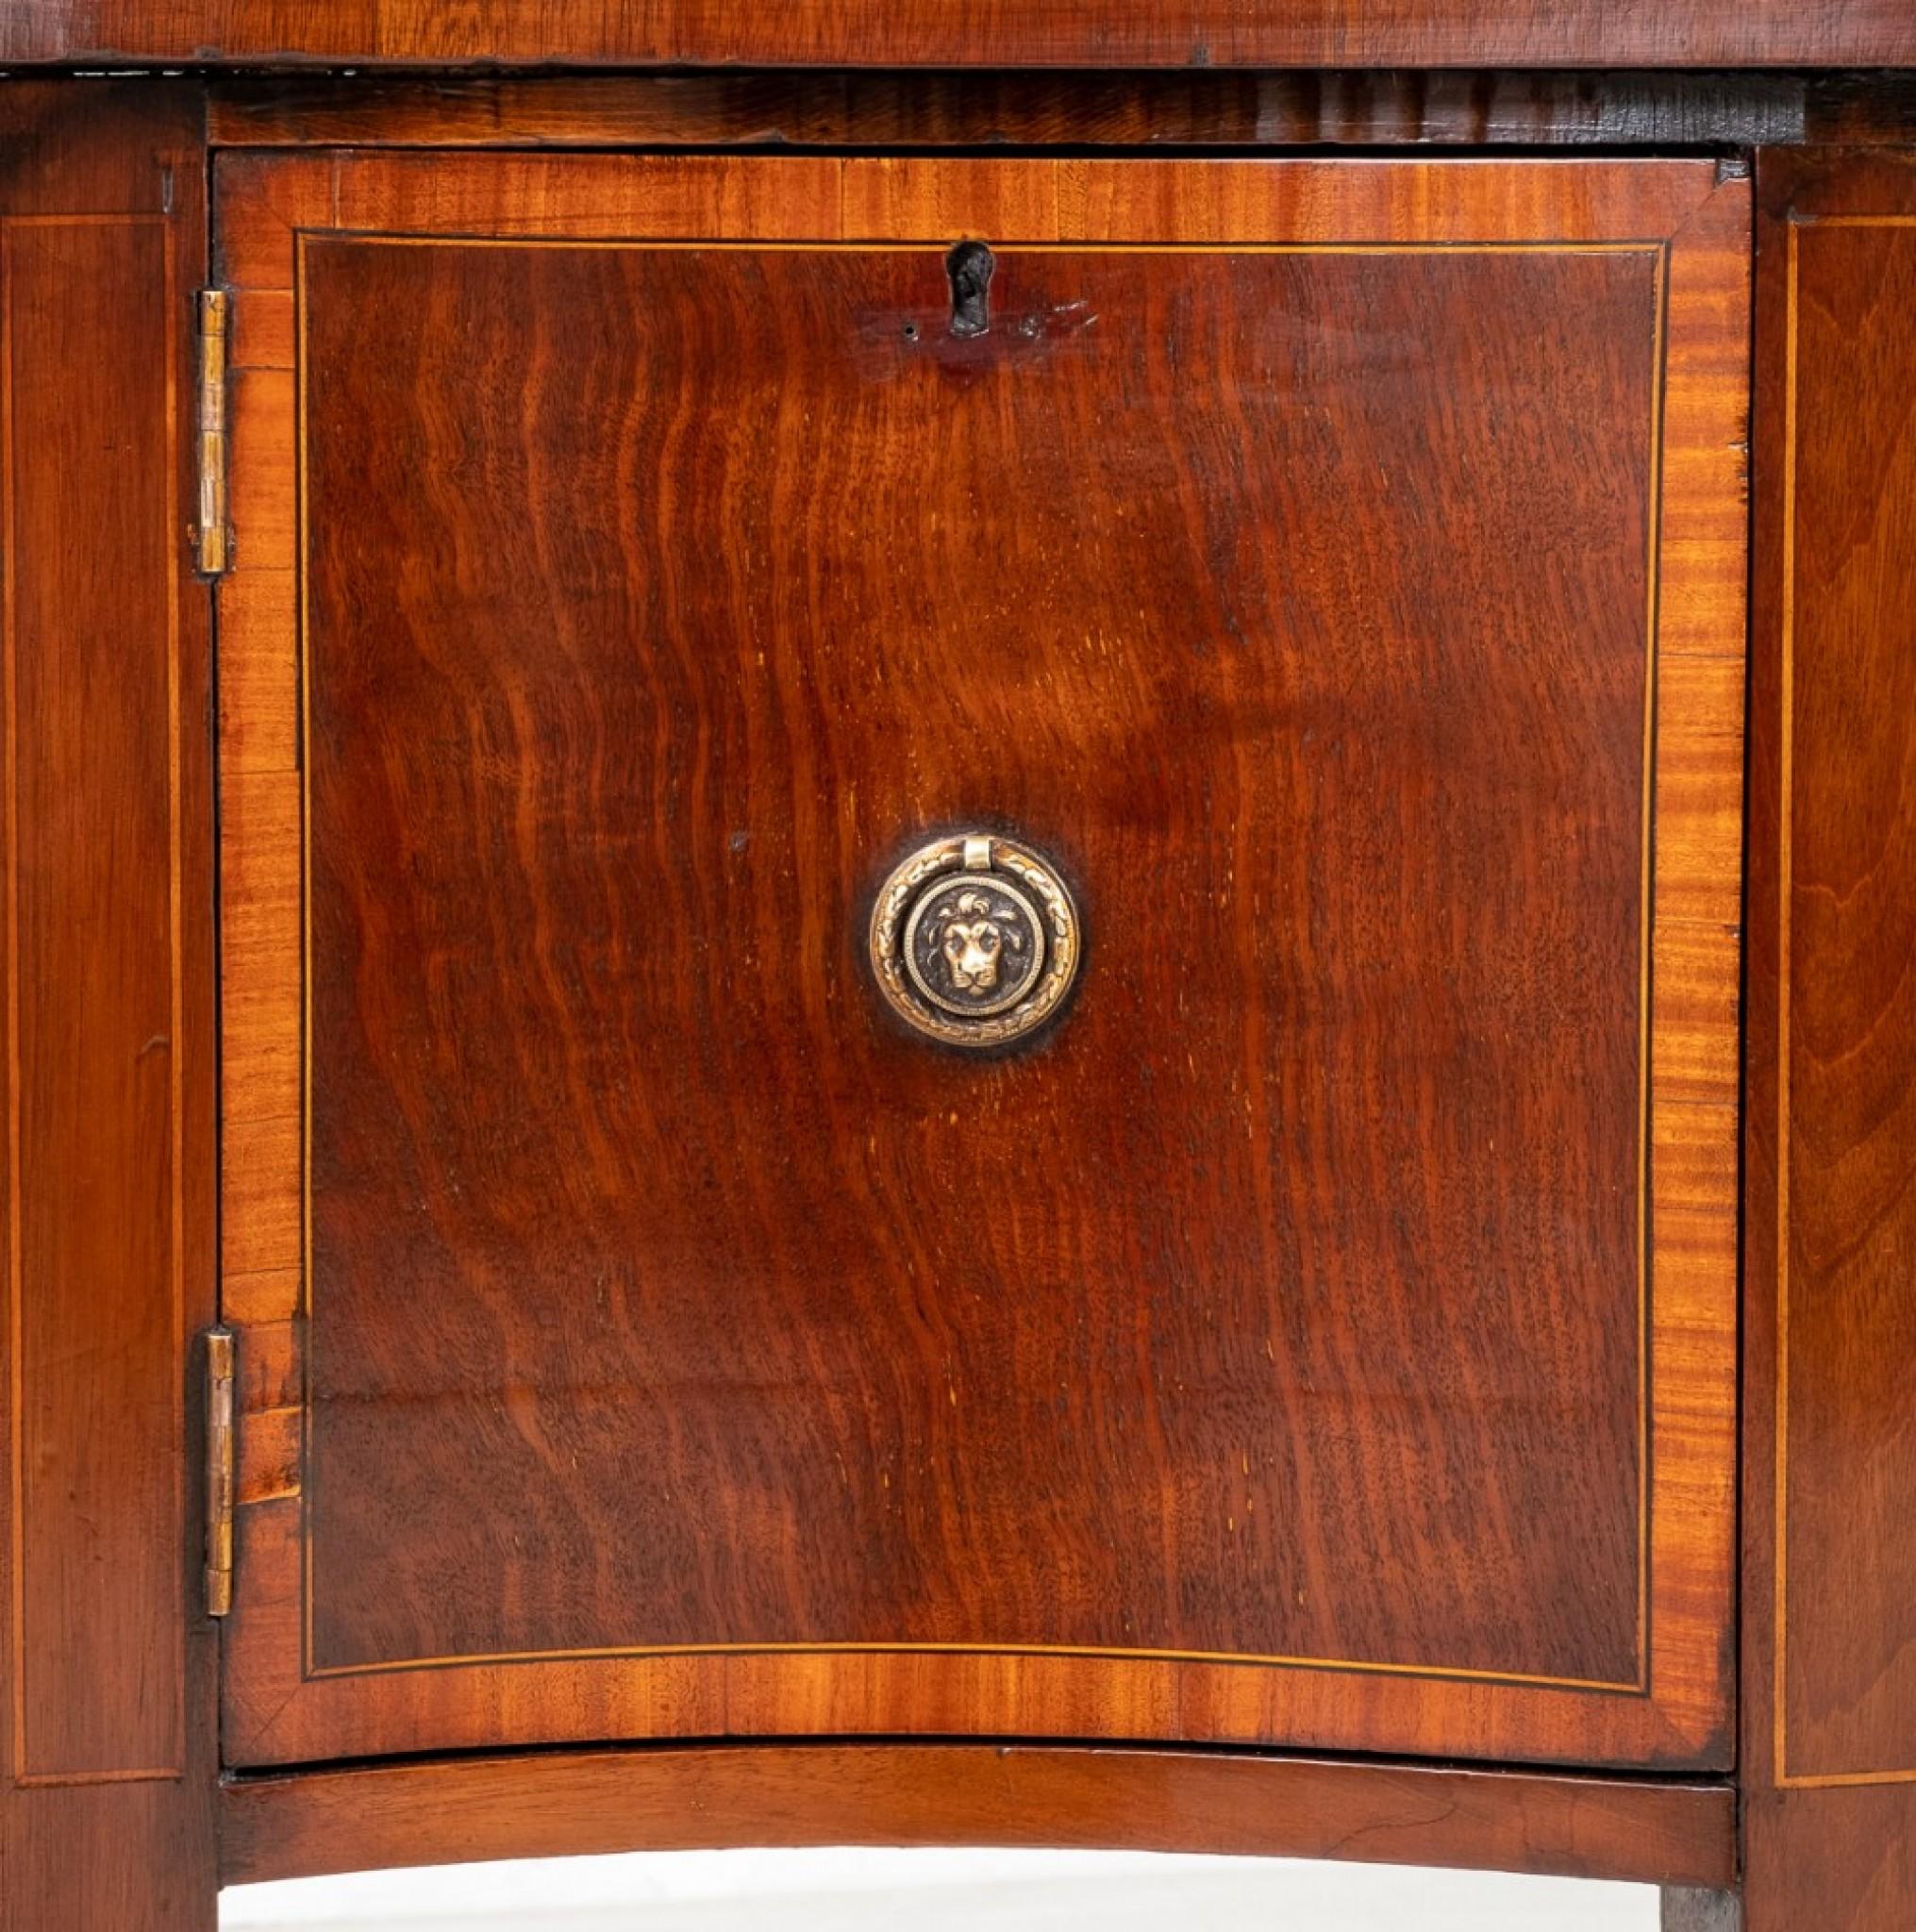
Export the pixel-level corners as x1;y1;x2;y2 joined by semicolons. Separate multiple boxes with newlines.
869;833;1081;1048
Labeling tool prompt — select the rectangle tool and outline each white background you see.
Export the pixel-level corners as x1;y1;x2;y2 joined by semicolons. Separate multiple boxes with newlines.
223;1849;1658;1930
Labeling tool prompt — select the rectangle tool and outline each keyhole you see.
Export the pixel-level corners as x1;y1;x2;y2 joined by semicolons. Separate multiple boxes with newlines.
947;240;994;339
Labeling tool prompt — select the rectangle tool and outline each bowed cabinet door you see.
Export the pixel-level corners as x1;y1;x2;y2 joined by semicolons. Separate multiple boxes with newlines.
212;153;1746;1773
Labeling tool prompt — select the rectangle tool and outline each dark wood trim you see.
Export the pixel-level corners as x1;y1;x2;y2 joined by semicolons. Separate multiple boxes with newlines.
220;1743;1737;1890
0;75;218;1932
206;69;1916;154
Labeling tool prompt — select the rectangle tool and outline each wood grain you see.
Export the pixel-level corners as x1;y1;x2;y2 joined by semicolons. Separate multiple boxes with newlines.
1741;1783;1916;1931
0;76;217;1932
8;0;1916;72
1738;142;1916;1932
1751;147;1916;1795
5;190;180;1790
1776;200;1916;1792
311;235;1651;1675
221;1742;1735;1890
216;153;1745;1776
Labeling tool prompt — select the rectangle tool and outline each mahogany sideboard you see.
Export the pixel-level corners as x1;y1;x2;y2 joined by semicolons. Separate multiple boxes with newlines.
2;16;1915;1928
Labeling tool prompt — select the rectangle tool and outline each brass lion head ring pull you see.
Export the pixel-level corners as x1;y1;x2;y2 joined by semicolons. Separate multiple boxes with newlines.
870;833;1080;1048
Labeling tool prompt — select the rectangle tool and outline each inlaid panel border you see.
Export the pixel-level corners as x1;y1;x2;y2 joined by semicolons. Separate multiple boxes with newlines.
282;227;1664;1702
1770;207;1916;1793
2;210;188;1788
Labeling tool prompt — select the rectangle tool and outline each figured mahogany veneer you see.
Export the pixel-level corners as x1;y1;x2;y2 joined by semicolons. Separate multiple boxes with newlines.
219;1742;1736;1891
0;77;219;1928
1739;144;1916;1931
8;0;1916;71
44;57;1916;1932
211;152;1745;1775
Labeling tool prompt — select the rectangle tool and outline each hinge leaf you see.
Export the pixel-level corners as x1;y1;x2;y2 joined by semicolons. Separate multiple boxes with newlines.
205;1325;236;1618
194;288;230;577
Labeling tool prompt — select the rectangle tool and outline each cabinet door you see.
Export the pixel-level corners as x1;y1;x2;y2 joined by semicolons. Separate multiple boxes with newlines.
215;153;1745;1771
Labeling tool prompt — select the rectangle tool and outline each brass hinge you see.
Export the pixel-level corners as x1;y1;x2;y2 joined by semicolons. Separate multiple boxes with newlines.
204;1326;236;1618
194;288;230;576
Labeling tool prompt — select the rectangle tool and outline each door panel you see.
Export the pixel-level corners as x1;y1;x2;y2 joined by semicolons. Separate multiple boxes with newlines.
214;155;1746;1770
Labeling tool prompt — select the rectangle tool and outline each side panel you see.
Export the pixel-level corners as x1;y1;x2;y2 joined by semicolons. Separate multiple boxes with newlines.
0;79;217;1932
1742;144;1916;1930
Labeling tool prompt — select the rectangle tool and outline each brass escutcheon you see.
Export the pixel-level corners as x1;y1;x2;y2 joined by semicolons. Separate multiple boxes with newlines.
869;832;1081;1048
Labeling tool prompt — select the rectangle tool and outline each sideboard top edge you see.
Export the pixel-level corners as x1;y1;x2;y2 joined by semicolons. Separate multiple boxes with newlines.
7;0;1916;78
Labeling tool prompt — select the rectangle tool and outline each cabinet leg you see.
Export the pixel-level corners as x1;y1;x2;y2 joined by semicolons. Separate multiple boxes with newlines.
3;1783;218;1932
1737;1788;1916;1932
1663;1888;1740;1932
